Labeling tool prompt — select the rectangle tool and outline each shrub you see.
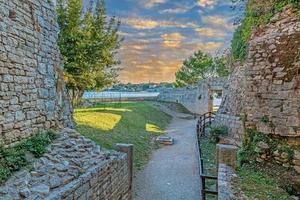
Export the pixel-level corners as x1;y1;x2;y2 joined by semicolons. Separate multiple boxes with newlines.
260;115;270;124
21;130;57;157
0;146;27;183
0;130;57;183
0;165;11;183
237;129;258;167
208;125;228;143
237;129;296;167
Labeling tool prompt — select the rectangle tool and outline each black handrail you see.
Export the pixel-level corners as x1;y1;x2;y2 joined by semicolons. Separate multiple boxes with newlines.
196;112;215;137
196;112;218;200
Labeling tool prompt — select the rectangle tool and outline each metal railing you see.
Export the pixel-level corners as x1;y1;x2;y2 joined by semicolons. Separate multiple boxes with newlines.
196;112;215;137
196;112;218;200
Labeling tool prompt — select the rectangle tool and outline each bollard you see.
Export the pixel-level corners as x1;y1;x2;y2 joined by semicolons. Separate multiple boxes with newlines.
115;143;134;199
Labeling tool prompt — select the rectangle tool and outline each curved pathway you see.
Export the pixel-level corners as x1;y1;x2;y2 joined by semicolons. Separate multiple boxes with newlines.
134;103;201;200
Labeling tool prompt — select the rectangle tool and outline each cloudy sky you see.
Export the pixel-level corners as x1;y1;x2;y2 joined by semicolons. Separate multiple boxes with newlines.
99;0;238;83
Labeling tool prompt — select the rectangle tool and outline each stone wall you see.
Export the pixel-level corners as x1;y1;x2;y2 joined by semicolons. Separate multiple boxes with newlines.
158;77;227;115
0;0;74;146
244;7;300;138
213;7;300;145
212;65;246;146
0;129;131;200
0;1;132;199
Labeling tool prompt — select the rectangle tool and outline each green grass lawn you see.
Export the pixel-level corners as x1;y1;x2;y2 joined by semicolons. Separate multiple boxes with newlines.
157;101;193;114
74;102;172;170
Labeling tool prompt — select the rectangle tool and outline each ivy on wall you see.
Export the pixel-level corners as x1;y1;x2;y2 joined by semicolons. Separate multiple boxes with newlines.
231;0;300;61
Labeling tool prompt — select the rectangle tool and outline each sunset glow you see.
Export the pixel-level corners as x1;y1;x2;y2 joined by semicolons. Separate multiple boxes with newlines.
101;0;238;83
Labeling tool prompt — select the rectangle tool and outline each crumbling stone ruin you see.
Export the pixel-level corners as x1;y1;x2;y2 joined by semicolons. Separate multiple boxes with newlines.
0;129;130;199
213;6;300;174
211;7;300;199
0;0;132;199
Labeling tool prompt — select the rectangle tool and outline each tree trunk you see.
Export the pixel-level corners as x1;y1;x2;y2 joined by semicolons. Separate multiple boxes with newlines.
68;89;84;108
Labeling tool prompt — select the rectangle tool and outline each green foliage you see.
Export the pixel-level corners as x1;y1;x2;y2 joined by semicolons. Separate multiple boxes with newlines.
0;131;57;183
231;0;300;61
233;165;292;200
278;145;294;162
21;130;57;157
0;148;27;183
0;147;27;172
174;50;230;87
207;125;228;143
199;135;218;196
260;115;270;124
199;136;217;176
238;129;269;166
237;128;298;167
56;0;121;105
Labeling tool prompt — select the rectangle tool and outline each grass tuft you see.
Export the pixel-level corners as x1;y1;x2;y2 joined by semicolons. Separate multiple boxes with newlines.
233;165;293;200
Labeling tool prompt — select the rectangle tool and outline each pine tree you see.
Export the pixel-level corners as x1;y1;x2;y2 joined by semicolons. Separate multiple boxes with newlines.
175;50;229;87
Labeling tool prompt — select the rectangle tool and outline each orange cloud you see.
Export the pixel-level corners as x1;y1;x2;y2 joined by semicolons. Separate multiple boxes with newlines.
119;59;182;83
195;27;226;38
159;7;190;14
197;0;215;8
197;42;223;51
161;33;185;48
202;15;235;30
123;18;159;29
117;39;224;83
122;18;198;30
144;0;168;8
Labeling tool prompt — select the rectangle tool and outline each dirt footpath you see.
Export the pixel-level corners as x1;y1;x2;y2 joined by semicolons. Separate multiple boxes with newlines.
134;103;201;200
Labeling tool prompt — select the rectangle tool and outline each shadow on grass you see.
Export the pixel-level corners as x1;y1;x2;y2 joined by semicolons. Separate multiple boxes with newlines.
74;102;171;170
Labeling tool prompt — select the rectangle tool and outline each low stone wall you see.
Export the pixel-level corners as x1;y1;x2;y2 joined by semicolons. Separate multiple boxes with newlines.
218;164;237;200
217;144;239;200
158;77;227;114
0;129;131;200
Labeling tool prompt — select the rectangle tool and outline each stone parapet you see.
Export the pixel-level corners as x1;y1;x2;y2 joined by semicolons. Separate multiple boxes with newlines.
0;129;131;200
217;164;238;200
217;144;239;200
158;77;227;114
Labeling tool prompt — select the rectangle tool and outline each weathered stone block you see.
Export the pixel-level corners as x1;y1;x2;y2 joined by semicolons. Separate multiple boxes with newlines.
217;144;238;169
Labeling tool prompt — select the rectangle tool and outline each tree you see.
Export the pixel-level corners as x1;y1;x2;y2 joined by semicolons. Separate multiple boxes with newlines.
56;0;121;105
174;50;229;87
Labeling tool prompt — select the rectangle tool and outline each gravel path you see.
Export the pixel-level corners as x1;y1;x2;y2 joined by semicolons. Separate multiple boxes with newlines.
134;104;201;200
